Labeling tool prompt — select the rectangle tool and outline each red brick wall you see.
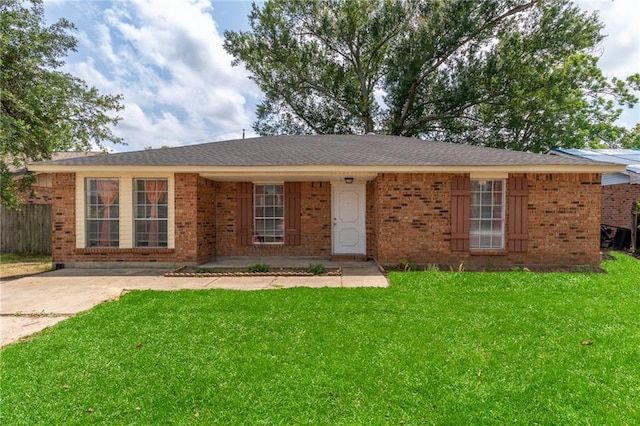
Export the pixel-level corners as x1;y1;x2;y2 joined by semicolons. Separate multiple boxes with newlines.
518;173;601;267
372;173;452;264
214;181;332;257
15;173;54;204
51;173;76;263
366;181;376;258
19;185;53;204
197;177;216;262
172;173;199;262
601;184;640;230
372;172;602;269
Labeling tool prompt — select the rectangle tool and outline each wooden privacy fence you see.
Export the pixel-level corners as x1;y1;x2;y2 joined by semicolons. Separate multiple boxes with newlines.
0;204;52;254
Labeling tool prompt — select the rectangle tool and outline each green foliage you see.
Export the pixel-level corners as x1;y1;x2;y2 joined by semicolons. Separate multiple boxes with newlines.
398;258;417;271
1;253;639;423
225;0;639;151
246;263;270;273
307;263;326;275
225;0;408;135
620;123;640;149
1;0;124;209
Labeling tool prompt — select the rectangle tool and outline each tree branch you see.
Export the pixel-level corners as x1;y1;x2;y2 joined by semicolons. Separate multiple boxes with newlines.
395;0;539;133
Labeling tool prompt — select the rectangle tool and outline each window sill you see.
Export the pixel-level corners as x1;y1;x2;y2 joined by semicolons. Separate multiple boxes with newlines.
76;248;174;254
469;249;508;256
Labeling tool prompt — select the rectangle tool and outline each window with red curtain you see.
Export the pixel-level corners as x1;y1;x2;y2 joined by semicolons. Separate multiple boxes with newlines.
86;178;119;247
134;179;168;247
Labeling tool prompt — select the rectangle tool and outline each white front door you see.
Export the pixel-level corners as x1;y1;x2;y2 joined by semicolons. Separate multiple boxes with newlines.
332;183;366;254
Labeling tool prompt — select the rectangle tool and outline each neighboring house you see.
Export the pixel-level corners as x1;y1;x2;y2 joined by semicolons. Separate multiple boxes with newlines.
1;152;104;254
10;151;105;204
28;135;623;269
548;148;640;248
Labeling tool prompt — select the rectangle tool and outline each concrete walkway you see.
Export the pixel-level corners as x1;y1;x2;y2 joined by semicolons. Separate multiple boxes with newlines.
0;260;387;347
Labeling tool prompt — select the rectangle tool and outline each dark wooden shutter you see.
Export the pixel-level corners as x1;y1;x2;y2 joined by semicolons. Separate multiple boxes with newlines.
284;182;301;245
236;182;253;246
508;176;528;252
451;176;470;251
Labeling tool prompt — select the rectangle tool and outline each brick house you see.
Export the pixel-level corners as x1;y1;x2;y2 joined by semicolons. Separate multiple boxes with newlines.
28;135;623;269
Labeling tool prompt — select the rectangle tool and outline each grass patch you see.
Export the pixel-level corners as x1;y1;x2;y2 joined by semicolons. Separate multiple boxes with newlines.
0;253;51;278
2;253;639;424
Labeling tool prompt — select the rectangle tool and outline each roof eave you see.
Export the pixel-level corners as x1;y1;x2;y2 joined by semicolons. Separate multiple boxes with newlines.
27;163;625;174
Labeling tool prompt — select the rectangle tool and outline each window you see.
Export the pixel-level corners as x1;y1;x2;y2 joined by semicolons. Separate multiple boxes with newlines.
470;179;505;249
86;178;119;247
253;184;284;244
134;179;168;247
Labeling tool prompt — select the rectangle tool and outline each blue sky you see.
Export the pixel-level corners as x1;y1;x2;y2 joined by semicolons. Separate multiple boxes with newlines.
44;0;640;152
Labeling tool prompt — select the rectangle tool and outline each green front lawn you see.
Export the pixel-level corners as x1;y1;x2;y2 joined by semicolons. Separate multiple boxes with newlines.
2;253;639;424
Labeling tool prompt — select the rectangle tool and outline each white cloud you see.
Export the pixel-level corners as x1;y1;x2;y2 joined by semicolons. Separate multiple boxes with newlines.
581;0;640;77
58;0;260;151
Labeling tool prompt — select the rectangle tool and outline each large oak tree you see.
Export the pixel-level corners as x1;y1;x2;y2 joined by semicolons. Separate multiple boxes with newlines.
1;0;124;209
224;0;639;152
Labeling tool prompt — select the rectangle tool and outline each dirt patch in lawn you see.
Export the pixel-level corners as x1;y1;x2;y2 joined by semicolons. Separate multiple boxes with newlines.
0;254;52;281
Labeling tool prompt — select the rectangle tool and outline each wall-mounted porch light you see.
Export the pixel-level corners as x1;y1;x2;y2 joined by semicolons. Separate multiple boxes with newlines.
344;177;354;184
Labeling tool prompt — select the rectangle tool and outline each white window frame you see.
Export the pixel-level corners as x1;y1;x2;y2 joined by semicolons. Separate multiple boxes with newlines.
85;178;120;248
133;178;169;248
253;183;285;245
470;179;505;250
76;173;175;249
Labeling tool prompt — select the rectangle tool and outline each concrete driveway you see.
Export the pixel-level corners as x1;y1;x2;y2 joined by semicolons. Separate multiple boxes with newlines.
1;263;387;347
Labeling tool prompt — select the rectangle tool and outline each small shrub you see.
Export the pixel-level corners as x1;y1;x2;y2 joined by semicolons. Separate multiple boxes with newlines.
398;258;409;271
247;263;270;273
398;258;418;271
426;263;440;272
195;267;210;274
308;263;326;275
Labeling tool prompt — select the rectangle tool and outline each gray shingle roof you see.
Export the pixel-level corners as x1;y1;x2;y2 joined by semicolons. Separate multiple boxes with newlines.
32;135;602;167
11;151;104;174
